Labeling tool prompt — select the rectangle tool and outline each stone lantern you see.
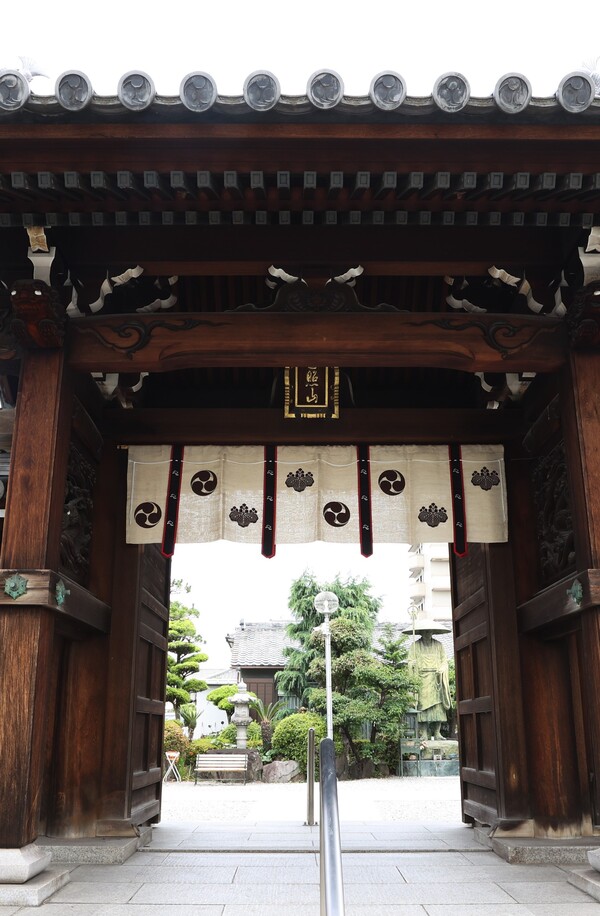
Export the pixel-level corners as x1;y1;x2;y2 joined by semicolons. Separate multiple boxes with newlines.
230;679;252;749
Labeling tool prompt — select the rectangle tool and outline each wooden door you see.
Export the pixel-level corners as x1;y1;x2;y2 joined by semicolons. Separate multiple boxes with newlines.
451;543;529;829
130;546;169;827
98;448;170;836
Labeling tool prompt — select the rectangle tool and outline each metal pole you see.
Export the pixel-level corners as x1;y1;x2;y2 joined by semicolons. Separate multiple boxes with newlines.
305;726;316;826
323;610;333;741
319;737;345;915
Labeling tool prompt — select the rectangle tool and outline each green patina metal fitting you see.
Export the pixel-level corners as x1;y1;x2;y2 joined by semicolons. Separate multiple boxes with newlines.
566;578;583;607
55;580;71;606
4;573;28;600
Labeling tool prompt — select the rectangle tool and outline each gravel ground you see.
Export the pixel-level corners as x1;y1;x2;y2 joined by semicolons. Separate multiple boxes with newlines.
160;776;462;824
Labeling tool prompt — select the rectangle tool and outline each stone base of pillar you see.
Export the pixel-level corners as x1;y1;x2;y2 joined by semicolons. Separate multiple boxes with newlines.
0;844;51;883
36;825;152;864
0;865;69;907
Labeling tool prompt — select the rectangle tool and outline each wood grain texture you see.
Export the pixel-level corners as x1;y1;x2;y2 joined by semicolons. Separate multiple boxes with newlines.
46;636;108;837
519;631;583;831
1;350;72;568
68;312;566;374
561;352;600;569
578;609;600;824
0;608;54;846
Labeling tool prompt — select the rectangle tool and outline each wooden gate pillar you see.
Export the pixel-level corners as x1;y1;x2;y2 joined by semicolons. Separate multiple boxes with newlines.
561;348;600;823
0;348;72;848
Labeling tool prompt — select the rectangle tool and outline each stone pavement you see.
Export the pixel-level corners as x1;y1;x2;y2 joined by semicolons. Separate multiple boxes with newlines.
3;777;600;914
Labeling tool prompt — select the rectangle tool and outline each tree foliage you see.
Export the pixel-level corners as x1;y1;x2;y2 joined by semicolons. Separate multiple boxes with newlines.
275;571;381;703
309;621;419;774
249;697;290;752
206;683;257;716
167;592;208;720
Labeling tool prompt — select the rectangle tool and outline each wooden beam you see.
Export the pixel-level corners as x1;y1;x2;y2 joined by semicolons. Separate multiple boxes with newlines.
0;570;110;633
101;407;523;445
135;261;496;278
517;570;600;632
46;226;568;273
68;312;566;374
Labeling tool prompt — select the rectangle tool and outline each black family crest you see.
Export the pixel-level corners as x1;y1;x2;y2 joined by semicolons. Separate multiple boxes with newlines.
229;503;259;528
418;503;448;527
285;468;315;492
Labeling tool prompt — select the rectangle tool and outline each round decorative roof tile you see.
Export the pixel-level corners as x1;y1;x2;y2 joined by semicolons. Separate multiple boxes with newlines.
243;71;280;111
307;70;344;109
56;71;93;111
432;72;470;112
0;70;30;111
117;71;156;111
557;71;595;112
493;73;532;114
179;72;217;112
369;71;406;110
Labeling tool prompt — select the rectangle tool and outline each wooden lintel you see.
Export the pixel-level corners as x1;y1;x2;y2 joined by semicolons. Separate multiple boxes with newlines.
137;260;494;278
0;569;110;633
101;407;523;445
68;311;566;374
47;226;566;273
517;569;600;632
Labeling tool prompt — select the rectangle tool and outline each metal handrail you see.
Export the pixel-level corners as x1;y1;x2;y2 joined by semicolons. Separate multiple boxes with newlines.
305;727;316;826
319;737;345;916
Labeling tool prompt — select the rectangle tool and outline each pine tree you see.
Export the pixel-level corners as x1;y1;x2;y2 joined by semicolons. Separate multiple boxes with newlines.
275;570;381;704
167;598;208;720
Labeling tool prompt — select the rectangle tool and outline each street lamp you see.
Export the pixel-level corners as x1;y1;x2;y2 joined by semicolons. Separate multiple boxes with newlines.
314;590;339;740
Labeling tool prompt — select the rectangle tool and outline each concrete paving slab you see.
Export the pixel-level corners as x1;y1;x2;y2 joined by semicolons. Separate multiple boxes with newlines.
346;908;427;916
16;907;224;915
222;907;318;916
424;907;534;915
71;864;237;884
341;852;476;867
48;882;143;904
161;851;318;867
129;882;321;905
343;882;516;905
496;880;594;903
526;906;600;915
398;865;569;884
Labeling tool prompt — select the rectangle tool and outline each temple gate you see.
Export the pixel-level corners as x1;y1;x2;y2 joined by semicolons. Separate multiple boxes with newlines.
0;64;599;895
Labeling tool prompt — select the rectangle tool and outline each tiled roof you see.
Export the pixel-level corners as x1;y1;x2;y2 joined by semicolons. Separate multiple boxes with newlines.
228;621;298;668
1;68;599;121
228;618;454;668
197;666;239;687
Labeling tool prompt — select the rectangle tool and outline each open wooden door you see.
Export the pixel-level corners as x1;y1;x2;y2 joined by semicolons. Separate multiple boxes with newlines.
451;542;530;829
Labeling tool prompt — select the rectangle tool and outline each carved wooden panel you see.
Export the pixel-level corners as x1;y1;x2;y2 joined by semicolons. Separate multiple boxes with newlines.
60;443;96;586
531;441;576;588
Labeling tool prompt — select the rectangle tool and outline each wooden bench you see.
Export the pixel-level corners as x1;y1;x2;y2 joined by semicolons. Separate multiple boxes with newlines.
194;753;248;785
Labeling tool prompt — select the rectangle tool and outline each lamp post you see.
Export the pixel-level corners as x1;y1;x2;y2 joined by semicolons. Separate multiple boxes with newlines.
314;590;339;740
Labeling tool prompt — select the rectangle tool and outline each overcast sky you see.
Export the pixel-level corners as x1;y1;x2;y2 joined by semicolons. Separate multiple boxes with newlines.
172;542;412;668
3;2;599;97
4;2;598;666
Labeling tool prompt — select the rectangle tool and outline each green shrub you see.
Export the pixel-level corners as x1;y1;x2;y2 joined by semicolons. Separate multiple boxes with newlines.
163;719;190;758
272;711;326;776
185;736;219;766
217;721;263;748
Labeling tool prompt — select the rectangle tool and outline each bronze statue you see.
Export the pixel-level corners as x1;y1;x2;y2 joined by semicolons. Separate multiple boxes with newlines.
406;619;451;741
